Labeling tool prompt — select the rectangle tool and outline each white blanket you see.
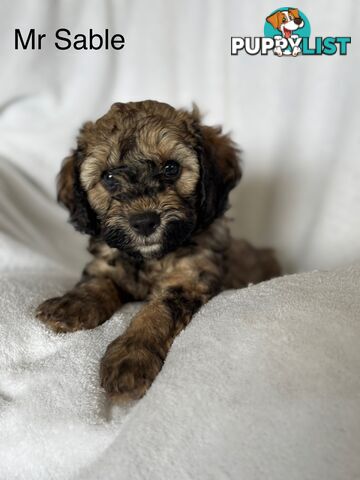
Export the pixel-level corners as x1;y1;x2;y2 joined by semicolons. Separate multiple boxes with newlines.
0;240;359;480
1;1;360;479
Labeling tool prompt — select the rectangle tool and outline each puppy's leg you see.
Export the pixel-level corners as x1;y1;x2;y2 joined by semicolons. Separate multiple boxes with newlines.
273;35;284;56
100;283;214;400
36;276;123;333
225;239;281;289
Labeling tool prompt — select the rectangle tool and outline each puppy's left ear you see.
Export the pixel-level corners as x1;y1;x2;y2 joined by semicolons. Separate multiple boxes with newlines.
289;8;300;17
196;120;242;229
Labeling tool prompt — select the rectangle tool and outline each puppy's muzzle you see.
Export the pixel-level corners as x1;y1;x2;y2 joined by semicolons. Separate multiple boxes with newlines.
294;17;303;25
129;211;160;236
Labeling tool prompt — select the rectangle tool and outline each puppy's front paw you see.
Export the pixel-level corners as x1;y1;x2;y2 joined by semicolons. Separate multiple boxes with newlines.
36;293;106;333
100;336;164;401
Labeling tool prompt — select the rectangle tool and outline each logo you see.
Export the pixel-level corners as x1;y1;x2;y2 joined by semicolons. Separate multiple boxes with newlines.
264;7;310;56
231;7;351;57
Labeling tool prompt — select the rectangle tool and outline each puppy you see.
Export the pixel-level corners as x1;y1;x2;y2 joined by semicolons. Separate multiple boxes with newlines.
36;100;280;400
266;8;304;56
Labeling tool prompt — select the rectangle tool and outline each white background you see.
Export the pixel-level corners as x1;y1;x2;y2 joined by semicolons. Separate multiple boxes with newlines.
0;0;359;273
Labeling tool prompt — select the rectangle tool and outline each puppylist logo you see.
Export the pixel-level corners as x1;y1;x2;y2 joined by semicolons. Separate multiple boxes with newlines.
231;7;351;57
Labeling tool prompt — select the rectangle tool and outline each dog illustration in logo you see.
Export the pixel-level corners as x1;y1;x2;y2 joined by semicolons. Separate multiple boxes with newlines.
266;8;304;56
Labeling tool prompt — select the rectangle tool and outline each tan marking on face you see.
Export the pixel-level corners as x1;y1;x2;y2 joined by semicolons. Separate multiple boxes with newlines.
103;208;128;229
87;184;111;215
80;156;101;190
175;149;199;197
157;191;187;219
80;143;110;190
136;124;200;198
80;131;125;190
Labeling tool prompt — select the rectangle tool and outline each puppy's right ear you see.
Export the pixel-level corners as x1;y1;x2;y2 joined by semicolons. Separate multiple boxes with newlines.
57;153;76;213
266;12;281;30
57;147;99;236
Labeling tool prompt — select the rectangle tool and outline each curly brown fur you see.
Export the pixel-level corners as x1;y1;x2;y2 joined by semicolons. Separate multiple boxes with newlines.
36;100;281;400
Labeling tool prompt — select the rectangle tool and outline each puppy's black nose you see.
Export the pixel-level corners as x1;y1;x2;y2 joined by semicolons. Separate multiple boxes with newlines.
294;17;303;25
129;212;160;236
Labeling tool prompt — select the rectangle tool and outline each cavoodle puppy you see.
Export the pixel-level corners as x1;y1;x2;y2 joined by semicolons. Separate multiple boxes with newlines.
36;100;280;400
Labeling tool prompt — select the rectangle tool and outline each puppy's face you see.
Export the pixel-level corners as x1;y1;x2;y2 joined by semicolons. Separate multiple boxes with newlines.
266;9;304;38
58;101;241;260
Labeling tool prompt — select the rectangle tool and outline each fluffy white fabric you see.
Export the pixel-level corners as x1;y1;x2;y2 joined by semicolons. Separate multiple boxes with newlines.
0;1;359;479
0;248;359;479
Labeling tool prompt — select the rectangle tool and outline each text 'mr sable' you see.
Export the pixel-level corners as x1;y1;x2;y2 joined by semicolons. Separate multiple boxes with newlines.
15;28;125;51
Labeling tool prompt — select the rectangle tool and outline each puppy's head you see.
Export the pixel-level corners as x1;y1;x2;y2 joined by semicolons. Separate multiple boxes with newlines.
58;100;241;259
266;9;304;37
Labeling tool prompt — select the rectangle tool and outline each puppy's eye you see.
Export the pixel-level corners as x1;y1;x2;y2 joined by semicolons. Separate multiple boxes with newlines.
163;160;180;179
282;17;286;22
102;170;118;190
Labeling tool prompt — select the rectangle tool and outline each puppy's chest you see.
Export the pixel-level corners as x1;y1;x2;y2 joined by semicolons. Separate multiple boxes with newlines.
87;258;157;301
87;243;190;300
116;259;167;299
87;220;230;300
